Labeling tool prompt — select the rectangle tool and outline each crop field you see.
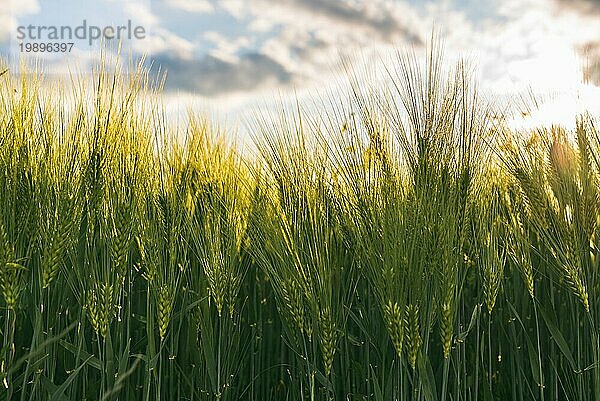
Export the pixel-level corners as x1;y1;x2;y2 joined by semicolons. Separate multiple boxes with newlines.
1;48;600;401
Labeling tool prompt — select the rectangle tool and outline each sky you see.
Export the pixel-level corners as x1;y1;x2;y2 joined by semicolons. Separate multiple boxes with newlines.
1;0;599;138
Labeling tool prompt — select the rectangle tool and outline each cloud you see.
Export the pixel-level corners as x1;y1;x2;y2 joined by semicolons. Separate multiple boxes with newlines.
0;15;12;43
135;0;425;103
271;0;423;43
166;0;214;13
222;0;423;44
203;31;250;62
544;0;600;87
215;0;425;94
553;0;600;14
440;0;600;95
137;27;196;58
120;0;160;26
1;0;40;42
9;0;40;15
151;52;292;96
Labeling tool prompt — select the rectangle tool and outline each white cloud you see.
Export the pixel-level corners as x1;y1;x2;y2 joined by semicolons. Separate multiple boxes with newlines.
9;0;40;15
121;0;160;26
0;15;13;43
1;0;40;42
90;1;191;58
166;0;214;14
136;27;196;59
219;0;246;20
453;0;600;128
203;31;250;63
248;18;276;33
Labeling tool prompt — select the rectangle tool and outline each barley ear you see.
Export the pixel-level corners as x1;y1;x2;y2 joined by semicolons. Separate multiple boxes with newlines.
405;304;422;369
440;299;453;359
110;201;133;280
564;264;590;312
383;300;404;358
157;285;173;341
86;289;100;335
319;306;336;376
99;282;115;338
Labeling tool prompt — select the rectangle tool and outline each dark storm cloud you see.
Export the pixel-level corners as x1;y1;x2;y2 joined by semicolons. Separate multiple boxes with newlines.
150;53;292;96
275;0;423;44
554;0;600;13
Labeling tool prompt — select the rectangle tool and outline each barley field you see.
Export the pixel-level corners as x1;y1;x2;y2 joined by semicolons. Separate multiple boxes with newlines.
1;47;600;401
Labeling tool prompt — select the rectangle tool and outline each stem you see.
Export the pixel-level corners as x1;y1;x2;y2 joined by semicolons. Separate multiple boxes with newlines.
533;301;544;401
441;356;449;401
488;312;492;397
217;314;223;400
4;308;16;401
475;304;480;401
